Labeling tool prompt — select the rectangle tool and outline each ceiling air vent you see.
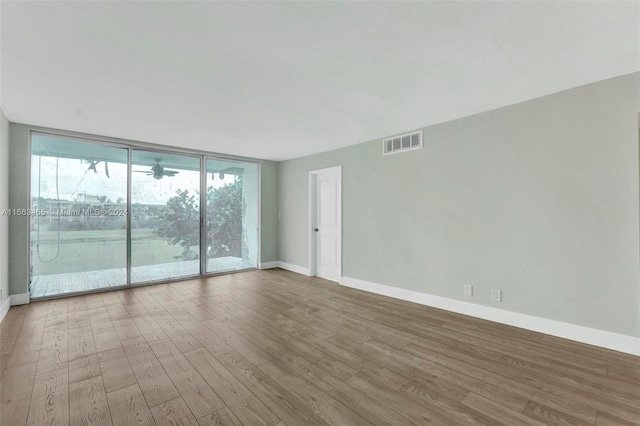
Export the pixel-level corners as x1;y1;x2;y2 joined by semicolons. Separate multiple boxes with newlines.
383;131;422;155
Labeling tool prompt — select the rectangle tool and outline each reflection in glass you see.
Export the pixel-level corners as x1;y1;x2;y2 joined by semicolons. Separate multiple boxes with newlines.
29;135;260;298
130;150;201;283
30;134;128;297
206;159;258;273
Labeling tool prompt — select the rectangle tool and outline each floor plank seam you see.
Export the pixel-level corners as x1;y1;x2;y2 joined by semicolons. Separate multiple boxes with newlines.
4;270;639;426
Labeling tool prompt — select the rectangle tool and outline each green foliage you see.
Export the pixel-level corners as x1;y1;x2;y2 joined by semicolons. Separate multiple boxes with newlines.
156;189;200;260
206;179;242;258
156;179;243;261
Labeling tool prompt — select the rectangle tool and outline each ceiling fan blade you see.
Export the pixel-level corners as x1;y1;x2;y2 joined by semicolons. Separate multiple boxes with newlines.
163;171;179;176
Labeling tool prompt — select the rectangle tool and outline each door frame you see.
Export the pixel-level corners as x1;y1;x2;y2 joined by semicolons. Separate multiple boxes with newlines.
308;166;342;283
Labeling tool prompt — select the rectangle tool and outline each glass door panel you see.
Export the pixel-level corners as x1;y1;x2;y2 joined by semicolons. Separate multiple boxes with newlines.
206;159;258;273
30;134;128;297
130;150;201;283
30;133;262;299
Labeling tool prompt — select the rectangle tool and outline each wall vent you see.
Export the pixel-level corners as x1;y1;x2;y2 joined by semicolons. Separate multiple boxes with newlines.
383;131;422;155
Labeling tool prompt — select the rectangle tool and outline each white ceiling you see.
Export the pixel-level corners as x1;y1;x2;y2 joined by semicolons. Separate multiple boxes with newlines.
1;1;638;161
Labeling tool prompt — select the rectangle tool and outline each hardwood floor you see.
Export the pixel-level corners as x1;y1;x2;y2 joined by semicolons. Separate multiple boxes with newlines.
1;269;638;425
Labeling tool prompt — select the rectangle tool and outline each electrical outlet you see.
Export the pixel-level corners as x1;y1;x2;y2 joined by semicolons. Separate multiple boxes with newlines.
463;285;473;297
491;289;502;302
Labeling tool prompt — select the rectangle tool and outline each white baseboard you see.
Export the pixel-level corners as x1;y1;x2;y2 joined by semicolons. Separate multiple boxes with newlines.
10;292;30;306
259;261;279;270
0;292;29;324
341;276;640;356
0;296;10;324
277;262;311;276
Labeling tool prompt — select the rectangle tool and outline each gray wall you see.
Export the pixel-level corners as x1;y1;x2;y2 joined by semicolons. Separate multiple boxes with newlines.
260;160;278;264
0;110;9;304
8;123;278;296
278;72;640;337
8;123;29;297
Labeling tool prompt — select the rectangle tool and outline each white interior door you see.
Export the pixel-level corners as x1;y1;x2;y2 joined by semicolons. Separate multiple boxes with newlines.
314;167;341;281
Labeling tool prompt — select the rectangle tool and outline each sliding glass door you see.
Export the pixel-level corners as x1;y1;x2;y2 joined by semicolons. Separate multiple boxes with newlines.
205;159;258;273
29;133;260;298
131;150;201;283
30;134;128;297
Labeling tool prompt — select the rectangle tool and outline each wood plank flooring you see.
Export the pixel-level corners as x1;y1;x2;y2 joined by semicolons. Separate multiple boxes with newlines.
1;268;638;425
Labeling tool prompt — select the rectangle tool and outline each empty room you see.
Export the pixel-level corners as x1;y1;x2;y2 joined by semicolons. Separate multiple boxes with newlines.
0;1;639;425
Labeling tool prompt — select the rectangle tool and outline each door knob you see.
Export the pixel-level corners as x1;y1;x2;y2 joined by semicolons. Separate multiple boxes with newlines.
314;228;319;232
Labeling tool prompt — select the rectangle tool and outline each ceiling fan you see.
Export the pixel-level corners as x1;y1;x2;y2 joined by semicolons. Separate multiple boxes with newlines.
135;159;179;180
210;167;243;180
